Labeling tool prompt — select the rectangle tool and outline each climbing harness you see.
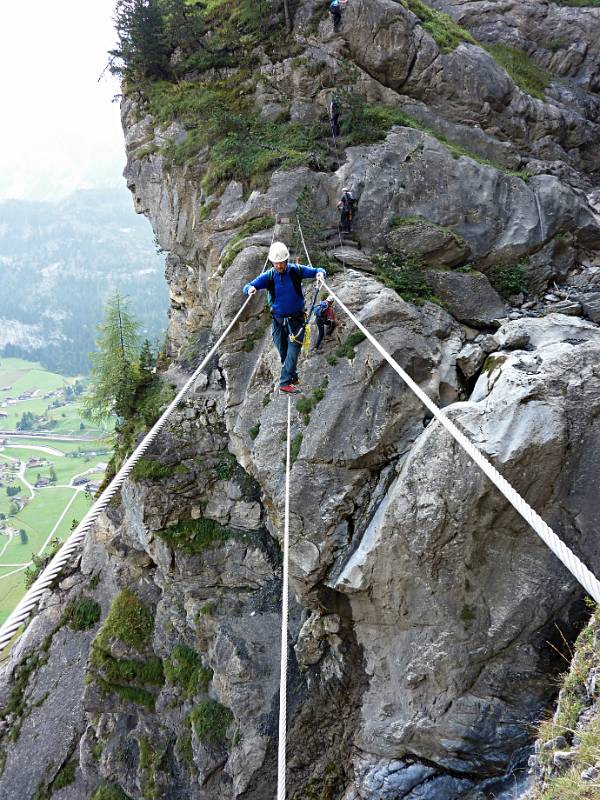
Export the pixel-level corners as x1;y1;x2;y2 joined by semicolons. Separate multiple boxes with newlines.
277;396;292;800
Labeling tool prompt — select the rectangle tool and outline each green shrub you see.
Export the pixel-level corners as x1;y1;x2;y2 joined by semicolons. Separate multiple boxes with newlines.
94;589;154;650
50;760;77;792
130;457;188;482
216;453;236;480
189;700;233;748
335;331;367;360
24;537;62;589
62;597;101;631
91;649;164;688
91;781;133;800
487;260;528;298
486;44;550;99
290;433;303;464
374;252;434;305
249;423;260;440
89;591;162;710
164;645;213;697
146;78;327;192
157;518;234;555
295;385;327;425
399;0;477;52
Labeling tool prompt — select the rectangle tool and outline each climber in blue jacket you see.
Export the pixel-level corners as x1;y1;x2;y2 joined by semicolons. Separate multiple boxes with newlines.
243;241;326;395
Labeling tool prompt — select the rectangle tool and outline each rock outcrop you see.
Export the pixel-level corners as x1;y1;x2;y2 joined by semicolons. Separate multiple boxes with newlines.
1;1;600;799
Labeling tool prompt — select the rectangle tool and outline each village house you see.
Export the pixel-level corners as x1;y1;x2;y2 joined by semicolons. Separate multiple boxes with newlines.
26;457;47;468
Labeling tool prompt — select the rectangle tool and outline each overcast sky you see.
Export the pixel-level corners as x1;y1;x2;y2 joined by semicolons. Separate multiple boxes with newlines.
0;0;124;202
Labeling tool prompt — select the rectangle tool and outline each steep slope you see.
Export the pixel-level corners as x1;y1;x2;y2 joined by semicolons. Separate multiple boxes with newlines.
0;1;600;799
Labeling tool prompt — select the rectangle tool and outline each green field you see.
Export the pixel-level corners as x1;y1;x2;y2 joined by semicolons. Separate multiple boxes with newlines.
0;358;111;625
0;357;108;437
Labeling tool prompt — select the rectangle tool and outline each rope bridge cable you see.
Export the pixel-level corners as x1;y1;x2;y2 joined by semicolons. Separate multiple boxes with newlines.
294;217;600;603
277;395;292;800
0;294;254;653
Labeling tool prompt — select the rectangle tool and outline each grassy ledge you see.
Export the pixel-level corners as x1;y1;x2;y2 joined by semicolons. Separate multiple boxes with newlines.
156;517;234;555
399;0;476;52
532;605;600;799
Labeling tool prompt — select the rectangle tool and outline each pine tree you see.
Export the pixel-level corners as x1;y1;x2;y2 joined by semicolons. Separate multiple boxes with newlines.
161;0;207;56
84;292;141;424
138;338;156;388
110;0;170;79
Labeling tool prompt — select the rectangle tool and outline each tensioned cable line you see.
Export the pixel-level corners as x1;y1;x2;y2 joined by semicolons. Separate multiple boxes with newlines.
277;396;292;800
296;219;600;603
0;293;254;653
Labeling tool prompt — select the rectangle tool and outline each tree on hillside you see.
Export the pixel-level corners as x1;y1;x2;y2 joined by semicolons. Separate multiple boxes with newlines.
110;0;170;79
161;0;207;55
16;411;36;430
83;292;141;424
138;339;156;386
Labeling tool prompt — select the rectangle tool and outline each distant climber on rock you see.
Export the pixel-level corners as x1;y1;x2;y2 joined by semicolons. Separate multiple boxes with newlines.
243;242;326;395
313;296;337;349
329;0;342;31
338;187;358;234
329;94;341;138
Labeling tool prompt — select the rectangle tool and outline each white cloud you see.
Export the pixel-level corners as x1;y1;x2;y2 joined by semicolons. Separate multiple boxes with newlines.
0;0;125;201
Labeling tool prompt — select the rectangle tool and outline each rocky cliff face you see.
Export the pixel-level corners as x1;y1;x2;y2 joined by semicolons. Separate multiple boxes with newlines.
1;1;600;798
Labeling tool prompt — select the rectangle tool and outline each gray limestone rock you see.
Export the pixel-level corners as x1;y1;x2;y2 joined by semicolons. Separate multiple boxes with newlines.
581;292;600;324
456;342;486;378
525;235;577;294
426;270;508;327
330;246;374;272
334;316;600;781
384;220;470;267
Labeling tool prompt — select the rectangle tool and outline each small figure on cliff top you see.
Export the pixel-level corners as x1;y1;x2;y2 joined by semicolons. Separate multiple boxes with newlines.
243;242;326;395
329;0;342;31
329;94;341;138
338;187;358;233
313;296;337;350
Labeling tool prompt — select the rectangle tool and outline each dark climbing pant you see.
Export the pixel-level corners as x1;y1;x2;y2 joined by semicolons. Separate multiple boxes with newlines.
272;314;304;387
340;208;352;232
331;113;340;137
331;9;341;29
315;318;336;349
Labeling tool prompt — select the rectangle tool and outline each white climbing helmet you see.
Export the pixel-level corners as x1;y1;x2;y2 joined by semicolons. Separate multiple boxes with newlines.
268;241;290;263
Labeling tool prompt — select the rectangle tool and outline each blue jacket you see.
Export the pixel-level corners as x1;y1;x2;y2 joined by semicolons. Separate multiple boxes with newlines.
243;263;326;318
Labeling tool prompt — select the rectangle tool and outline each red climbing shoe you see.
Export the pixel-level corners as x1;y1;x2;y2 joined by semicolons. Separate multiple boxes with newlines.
279;384;301;395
